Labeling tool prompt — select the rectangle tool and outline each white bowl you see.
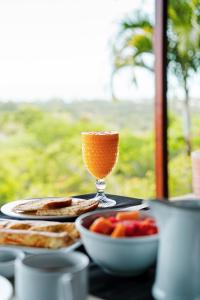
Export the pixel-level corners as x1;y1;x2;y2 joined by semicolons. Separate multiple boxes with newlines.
0;248;25;278
76;210;158;276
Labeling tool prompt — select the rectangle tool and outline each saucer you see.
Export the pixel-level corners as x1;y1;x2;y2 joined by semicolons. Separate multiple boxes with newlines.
0;275;13;300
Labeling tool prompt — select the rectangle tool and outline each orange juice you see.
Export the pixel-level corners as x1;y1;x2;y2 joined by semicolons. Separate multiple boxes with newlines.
82;131;119;179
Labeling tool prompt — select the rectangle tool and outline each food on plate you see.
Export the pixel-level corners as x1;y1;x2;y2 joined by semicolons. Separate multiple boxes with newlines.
89;211;158;238
0;220;80;249
12;198;99;217
36;199;99;216
13;198;72;213
30;223;80;240
6;223;33;230
42;198;72;209
0;221;10;229
0;230;72;249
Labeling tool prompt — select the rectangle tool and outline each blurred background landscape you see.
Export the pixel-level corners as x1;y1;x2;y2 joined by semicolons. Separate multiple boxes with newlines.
0;0;199;204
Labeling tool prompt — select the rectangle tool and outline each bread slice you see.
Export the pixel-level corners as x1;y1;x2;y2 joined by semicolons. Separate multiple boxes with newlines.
36;199;99;216
30;223;80;240
2;220;53;230
4;220;80;240
0;220;80;249
0;220;10;229
13;198;72;213
0;229;73;249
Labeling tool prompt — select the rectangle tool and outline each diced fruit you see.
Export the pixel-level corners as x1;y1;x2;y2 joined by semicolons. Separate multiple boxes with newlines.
108;216;118;223
89;217;113;235
124;221;139;236
141;218;155;225
116;211;140;221
89;213;158;238
146;225;158;235
111;223;126;238
139;221;150;235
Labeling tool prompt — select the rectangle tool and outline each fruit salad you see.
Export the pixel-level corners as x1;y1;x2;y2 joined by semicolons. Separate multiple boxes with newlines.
89;211;158;238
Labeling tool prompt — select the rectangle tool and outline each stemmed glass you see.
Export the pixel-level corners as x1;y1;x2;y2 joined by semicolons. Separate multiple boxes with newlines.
82;131;119;207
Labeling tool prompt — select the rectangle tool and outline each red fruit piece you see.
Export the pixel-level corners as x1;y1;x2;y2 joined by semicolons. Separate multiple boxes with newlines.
127;221;142;237
146;225;158;235
124;221;137;236
111;223;126;238
116;211;140;221
142;217;156;225
108;216;118;223
89;217;113;235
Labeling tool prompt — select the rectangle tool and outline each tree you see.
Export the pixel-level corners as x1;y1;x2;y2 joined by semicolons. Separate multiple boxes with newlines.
112;0;200;155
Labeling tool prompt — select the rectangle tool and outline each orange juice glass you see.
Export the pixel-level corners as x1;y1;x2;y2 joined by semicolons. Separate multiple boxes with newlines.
82;131;119;207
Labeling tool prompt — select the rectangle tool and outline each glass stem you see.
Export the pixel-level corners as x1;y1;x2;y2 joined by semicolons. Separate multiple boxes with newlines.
94;178;116;207
95;179;106;198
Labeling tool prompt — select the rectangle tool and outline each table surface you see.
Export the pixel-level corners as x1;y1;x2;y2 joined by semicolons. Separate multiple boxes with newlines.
0;194;154;300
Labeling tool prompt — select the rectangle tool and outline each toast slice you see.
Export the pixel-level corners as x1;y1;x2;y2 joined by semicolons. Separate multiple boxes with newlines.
13;198;72;213
0;220;10;229
0;229;73;249
36;199;99;216
30;223;80;240
0;220;80;249
5;220;52;230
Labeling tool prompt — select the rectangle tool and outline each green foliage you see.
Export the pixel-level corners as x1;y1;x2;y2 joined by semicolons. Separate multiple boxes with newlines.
112;0;200;155
168;113;185;157
112;11;153;88
112;0;200;90
169;154;192;196
168;0;200;85
0;104;196;203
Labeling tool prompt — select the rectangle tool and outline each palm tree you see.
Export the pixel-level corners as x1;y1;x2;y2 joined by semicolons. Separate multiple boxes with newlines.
112;0;200;155
111;12;153;101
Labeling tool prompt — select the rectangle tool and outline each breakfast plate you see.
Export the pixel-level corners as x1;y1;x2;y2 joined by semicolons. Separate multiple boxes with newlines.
0;219;81;254
1;197;98;220
0;240;81;254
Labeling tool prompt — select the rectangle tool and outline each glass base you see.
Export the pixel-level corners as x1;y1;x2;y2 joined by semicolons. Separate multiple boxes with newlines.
94;193;116;208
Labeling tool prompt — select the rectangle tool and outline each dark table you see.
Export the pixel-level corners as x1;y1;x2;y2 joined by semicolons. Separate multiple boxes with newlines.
0;194;155;300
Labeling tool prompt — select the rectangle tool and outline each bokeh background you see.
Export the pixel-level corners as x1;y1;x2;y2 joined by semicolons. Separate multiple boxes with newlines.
0;0;199;204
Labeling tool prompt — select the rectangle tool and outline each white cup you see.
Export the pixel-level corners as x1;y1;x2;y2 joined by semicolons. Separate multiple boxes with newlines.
0;248;25;278
15;251;89;300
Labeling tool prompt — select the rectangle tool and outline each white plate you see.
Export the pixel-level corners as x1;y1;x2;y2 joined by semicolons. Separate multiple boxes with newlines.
0;275;13;300
1;198;86;220
0;240;81;255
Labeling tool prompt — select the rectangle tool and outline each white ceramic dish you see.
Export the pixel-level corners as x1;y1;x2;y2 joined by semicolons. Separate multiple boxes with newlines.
0;275;13;300
76;210;158;277
0;240;81;254
0;248;25;278
1;198;87;220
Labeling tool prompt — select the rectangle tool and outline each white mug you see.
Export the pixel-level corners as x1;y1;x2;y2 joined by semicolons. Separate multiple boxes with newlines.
15;251;89;300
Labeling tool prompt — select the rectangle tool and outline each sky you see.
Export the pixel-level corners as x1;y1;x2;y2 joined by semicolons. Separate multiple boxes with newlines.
0;0;156;102
0;0;199;102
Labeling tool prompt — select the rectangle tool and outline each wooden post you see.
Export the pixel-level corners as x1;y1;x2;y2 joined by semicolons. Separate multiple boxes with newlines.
155;0;168;198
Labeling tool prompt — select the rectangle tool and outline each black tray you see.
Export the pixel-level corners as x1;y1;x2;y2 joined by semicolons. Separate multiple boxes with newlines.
76;193;142;209
0;194;143;221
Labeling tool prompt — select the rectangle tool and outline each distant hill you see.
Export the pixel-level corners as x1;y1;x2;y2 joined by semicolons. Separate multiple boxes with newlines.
0;98;200;133
0;99;154;132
